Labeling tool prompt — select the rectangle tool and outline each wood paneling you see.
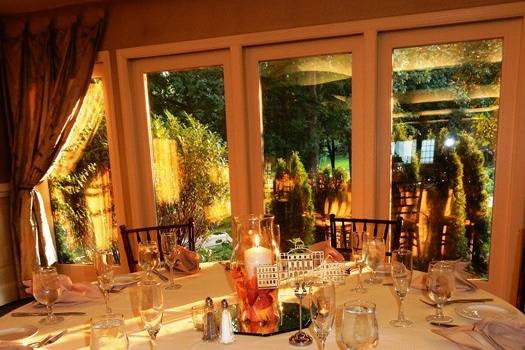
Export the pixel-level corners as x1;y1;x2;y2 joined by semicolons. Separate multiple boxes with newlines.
0;184;18;306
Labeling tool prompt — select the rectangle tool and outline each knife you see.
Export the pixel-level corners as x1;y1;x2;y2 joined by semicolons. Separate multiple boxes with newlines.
152;269;169;282
45;329;68;346
12;311;86;317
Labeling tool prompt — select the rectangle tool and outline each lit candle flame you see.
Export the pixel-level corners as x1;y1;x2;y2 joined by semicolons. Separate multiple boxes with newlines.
254;234;260;247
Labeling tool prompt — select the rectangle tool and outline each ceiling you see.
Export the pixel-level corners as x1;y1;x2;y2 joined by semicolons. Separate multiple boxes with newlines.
0;0;110;15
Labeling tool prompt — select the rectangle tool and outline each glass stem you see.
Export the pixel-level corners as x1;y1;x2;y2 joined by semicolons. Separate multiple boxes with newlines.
398;297;405;322
46;304;53;321
321;338;326;350
357;265;363;287
169;264;175;286
436;303;444;318
104;290;111;313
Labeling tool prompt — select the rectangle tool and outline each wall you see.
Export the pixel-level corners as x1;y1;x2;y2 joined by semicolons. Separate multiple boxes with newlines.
0;183;17;305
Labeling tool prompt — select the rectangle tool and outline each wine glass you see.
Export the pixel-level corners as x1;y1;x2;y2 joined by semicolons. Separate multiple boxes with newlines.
341;300;379;349
350;231;367;293
160;233;182;290
425;261;456;323
309;281;336;350
32;266;63;325
94;250;115;314
364;237;385;284
90;313;129;350
138;241;160;280
138;280;164;342
389;249;413;327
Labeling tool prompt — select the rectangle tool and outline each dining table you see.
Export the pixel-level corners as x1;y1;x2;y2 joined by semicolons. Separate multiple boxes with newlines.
0;262;523;349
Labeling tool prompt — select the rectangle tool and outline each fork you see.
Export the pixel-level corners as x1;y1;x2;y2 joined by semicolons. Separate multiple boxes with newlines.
27;335;52;348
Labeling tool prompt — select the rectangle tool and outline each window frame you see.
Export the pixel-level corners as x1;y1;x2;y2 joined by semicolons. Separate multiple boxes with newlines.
377;19;523;299
114;2;525;302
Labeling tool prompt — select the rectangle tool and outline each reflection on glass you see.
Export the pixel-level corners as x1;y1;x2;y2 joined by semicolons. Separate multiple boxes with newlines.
49;79;117;264
390;40;502;279
260;54;353;251
147;68;232;262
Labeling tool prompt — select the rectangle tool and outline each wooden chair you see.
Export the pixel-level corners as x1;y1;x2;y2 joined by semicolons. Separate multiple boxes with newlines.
119;219;195;272
329;214;404;258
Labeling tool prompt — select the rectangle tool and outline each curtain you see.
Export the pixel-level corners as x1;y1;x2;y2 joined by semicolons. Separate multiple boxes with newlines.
0;11;106;286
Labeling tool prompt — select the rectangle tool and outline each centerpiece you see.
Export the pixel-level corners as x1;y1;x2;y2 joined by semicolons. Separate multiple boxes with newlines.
230;215;279;324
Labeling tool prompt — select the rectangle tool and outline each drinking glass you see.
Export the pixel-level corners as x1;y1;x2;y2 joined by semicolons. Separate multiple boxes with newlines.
351;231;367;293
425;261;456;323
364;237;385;284
94;250;115;314
160;233;182;290
341;300;379;350
32;266;63;325
90;314;129;350
309;281;336;350
389;249;413;327
138;241;160;280
138;280;164;341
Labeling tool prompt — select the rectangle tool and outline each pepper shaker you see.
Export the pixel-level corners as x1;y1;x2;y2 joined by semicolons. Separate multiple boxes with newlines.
202;297;219;341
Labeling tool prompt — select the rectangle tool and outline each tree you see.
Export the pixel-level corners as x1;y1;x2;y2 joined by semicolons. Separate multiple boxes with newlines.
270;152;315;251
151;111;229;241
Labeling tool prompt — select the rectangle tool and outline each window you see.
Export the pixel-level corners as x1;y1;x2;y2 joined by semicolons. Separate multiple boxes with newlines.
146;67;232;261
420;139;435;164
48;78;117;263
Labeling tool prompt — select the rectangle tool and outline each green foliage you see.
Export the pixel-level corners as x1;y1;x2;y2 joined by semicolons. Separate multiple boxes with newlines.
314;166;349;214
152;111;229;242
148;68;226;140
198;242;233;263
49;115;112;263
456;133;490;274
271;152;315;251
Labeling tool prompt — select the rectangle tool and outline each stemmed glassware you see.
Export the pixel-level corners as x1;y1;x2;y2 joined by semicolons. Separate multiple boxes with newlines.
341;300;379;350
309;281;336;350
160;233;182;290
364;237;386;284
138;280;164;343
350;231;367;293
138;241;160;280
389;249;413;327
94;250;115;314
32;266;63;325
426;261;456;323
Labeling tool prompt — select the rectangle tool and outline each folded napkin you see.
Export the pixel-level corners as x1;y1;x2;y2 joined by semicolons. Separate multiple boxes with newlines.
23;274;101;303
411;270;477;292
173;245;200;274
432;318;525;350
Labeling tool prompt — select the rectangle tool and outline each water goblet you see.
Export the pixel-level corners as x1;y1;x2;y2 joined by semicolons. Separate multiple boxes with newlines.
389;249;413;327
90;313;129;350
138;241;160;280
425;261;456;323
138;280;164;342
160;233;182;290
32;266;63;325
364;237;385;284
94;250;115;314
341;300;379;350
309;281;336;350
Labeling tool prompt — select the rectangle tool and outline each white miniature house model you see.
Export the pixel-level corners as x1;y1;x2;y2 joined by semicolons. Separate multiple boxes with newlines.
256;240;346;289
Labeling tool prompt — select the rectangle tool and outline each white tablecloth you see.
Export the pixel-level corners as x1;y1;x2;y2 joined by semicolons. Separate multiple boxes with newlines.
1;262;523;349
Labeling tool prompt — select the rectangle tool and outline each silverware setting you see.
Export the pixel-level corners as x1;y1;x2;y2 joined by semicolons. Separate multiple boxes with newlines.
27;329;68;348
12;311;86;317
419;298;494;307
430;322;460;328
153;269;169;282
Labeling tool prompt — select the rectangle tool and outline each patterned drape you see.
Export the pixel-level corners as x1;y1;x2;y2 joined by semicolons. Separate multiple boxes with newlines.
0;11;106;286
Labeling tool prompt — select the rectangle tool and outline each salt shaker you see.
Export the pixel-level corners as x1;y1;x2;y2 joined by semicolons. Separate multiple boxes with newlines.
202;297;219;341
220;299;235;344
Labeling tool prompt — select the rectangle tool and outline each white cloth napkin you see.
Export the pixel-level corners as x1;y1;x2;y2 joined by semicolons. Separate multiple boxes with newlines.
432;317;525;350
23;274;101;304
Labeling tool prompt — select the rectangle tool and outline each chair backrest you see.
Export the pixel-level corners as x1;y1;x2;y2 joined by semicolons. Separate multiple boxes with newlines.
119;219;195;272
329;214;404;258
